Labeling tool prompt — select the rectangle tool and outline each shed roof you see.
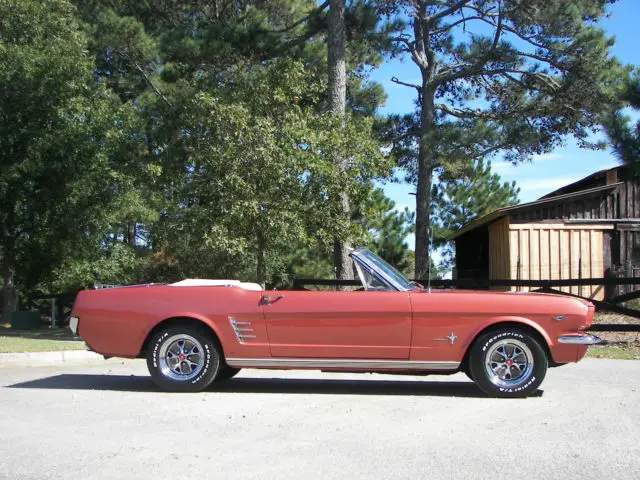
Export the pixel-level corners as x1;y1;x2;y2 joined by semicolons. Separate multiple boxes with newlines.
539;164;623;199
449;182;621;240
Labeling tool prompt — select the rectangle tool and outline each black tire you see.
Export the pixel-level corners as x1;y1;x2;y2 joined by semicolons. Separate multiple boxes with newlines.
468;328;548;398
216;366;242;381
146;326;221;392
462;362;473;381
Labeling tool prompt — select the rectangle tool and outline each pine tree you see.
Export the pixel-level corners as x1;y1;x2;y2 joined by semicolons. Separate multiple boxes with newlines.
327;0;353;281
604;70;640;167
376;0;624;279
431;159;519;271
355;188;414;274
287;186;417;284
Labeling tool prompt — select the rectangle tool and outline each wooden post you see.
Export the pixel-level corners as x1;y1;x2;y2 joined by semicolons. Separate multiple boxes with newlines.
51;298;56;328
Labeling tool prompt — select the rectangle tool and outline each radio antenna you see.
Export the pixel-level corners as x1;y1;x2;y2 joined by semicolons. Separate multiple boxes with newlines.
427;228;433;294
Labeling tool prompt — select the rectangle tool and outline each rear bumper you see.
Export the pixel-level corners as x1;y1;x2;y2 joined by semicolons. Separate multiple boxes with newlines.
557;334;601;345
69;316;79;335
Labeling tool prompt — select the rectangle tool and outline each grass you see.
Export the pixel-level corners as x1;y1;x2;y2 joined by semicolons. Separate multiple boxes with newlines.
587;344;640;360
0;327;87;353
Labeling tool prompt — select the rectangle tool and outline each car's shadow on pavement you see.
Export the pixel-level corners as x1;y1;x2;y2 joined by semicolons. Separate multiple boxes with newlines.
211;377;497;398
5;374;543;398
7;374;159;392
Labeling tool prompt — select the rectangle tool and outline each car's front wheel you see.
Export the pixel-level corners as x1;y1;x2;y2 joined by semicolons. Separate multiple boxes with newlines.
147;326;221;392
468;328;548;398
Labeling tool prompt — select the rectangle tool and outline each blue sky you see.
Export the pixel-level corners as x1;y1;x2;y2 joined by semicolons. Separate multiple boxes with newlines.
371;0;640;249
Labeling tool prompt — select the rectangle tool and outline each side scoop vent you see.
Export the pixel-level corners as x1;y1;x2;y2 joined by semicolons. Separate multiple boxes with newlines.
229;317;256;343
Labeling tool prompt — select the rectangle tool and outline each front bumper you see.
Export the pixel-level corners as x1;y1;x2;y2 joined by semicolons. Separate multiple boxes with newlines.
557;334;601;345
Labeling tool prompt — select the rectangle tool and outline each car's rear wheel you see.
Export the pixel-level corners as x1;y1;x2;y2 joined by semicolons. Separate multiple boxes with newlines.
468;328;548;398
147;326;220;392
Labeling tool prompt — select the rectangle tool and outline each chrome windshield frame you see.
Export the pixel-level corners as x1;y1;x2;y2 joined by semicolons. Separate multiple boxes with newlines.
350;248;415;292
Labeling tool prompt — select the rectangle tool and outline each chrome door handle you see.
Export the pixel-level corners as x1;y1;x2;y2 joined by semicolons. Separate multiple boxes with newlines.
261;295;284;306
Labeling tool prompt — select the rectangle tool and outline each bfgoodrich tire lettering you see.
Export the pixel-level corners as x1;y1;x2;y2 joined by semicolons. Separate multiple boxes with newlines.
147;326;221;392
469;328;548;398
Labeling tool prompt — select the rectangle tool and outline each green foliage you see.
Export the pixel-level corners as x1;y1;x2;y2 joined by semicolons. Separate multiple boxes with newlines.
355;188;414;275
7;0;612;302
142;59;391;284
58;0;394;289
603;69;640;168
431;160;520;272
0;0;157;305
0;0;402;303
73;0;388;111
45;243;144;292
285;185;416;284
284;245;336;284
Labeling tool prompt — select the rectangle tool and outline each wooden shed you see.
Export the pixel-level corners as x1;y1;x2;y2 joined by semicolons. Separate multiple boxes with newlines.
451;165;640;301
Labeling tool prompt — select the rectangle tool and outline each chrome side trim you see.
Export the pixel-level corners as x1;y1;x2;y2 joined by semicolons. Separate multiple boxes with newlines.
557;334;601;345
229;318;256;343
225;358;460;370
93;283;156;290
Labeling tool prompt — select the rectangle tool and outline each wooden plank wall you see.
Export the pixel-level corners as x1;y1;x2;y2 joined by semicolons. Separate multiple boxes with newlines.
506;223;611;300
509;191;617;222
618;173;640;218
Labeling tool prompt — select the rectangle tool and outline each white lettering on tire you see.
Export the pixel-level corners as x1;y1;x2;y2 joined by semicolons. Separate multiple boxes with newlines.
152;332;169;368
192;345;212;384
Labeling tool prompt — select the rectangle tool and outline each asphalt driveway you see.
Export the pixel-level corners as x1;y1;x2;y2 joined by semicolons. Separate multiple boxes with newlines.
0;358;639;480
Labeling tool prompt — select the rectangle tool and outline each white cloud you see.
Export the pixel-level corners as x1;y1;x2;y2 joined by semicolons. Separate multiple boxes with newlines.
532;152;567;162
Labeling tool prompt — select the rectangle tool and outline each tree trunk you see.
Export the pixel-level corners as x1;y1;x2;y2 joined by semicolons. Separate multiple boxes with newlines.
327;0;346;114
2;263;15;325
124;222;131;245
415;86;436;280
327;0;352;280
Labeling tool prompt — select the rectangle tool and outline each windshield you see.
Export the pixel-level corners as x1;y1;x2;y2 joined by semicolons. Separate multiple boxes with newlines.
351;249;415;291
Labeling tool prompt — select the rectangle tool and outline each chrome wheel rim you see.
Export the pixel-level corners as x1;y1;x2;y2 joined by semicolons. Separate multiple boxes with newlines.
159;334;205;381
485;339;534;388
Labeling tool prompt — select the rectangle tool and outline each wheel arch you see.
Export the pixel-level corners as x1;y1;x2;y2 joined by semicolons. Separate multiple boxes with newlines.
460;320;552;371
138;315;224;358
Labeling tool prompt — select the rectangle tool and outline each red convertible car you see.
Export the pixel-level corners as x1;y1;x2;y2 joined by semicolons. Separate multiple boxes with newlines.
70;248;600;397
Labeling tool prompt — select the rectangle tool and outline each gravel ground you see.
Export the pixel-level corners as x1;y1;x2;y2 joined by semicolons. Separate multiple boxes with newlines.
1;358;639;480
